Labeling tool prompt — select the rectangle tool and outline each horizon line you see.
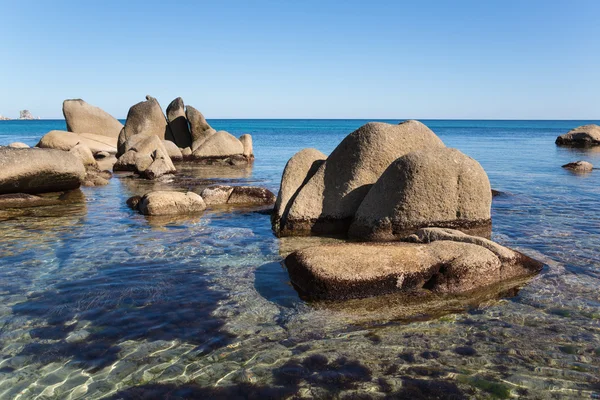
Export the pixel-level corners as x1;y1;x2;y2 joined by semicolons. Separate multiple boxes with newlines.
2;118;600;122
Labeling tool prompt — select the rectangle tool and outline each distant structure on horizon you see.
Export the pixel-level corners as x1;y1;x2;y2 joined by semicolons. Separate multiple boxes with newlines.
0;114;10;121
19;110;38;120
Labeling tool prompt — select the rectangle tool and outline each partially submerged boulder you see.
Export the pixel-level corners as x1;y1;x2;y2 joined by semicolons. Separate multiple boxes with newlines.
132;191;206;216
192;131;246;163
272;148;326;235
556;125;600;147
239;134;254;159
166;97;192;149
200;185;275;206
285;231;542;300
349;148;492;241
277;120;445;236
120;96;172;147
7;142;29;148
37;130;118;154
63;99;123;138
186;105;216;143
0;147;85;194
562;160;593;173
114;135;176;179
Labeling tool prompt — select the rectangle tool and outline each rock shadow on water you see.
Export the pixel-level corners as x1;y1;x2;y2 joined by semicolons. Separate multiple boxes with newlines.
11;260;234;372
254;262;302;309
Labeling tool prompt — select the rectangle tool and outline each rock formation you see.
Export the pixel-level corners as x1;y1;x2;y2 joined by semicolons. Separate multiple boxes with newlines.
562;160;593;172
37;130;118;154
200;185;275;206
19;110;35;120
556;125;600;147
128;191;206;216
0;115;10;121
63;99;123;138
166;97;192;149
114;135;176;179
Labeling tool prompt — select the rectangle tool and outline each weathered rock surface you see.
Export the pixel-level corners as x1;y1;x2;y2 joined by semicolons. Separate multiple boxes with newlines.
133;191;206;216
120;96;172;147
114;135;176;179
19;110;35;120
166;97;192;149
285;236;542;300
37;130;118;154
82;170;112;187
0;192;83;208
556;125;600;146
7;142;29;148
277;120;445;236
562;160;593;172
69;143;98;168
186;105;216;143
272;148;326;235
200;185;275;206
239;134;254;158
192;131;245;159
0;148;85;194
161;139;183;161
63;99;123;138
349;147;492;241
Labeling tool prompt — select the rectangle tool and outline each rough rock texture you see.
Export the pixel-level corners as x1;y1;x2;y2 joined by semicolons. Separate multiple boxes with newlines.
239;134;254;158
556;125;600;146
186;105;216;143
200;185;276;206
349;147;492;241
63;99;123;138
0;147;85;194
161;139;183;161
82;170;111;187
8;142;29;148
272;148;326;235
181;147;192;157
285;239;543;300
37;130;118;154
192;131;245;159
19;110;35;120
562;160;593;172
0;192;84;208
278;120;445;236
166;97;192;148
135;191;206;216
114;135;176;179
69;143;98;168
121;96;172;147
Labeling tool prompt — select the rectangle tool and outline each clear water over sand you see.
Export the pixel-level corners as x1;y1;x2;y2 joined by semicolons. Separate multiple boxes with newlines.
0;120;599;399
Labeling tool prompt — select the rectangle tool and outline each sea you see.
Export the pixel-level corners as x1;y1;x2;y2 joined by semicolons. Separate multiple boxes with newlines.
0;119;599;399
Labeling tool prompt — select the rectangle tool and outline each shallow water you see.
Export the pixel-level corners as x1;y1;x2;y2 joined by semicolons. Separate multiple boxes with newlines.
0;119;599;399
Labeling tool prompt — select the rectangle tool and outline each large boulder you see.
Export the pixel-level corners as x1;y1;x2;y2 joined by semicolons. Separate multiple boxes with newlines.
239;134;254;159
278;120;445;236
37;130;118;154
69;143;98;168
0;147;85;194
63;99;123;138
285;235;543;300
556;125;600;146
200;185;275;206
272;148;326;235
349;147;492;241
562;160;593;173
8;142;29;148
166;97;192;148
114;135;176;179
120;96;172;148
186;105;216;143
192;131;244;159
161;139;183;161
133;191;206;216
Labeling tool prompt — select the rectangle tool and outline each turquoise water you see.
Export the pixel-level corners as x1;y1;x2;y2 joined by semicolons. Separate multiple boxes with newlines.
0;120;599;399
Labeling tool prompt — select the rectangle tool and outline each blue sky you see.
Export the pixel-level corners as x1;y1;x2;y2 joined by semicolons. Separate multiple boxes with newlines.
1;0;598;119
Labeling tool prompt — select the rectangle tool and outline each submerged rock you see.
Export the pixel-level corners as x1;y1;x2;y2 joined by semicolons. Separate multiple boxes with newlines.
200;185;276;206
561;160;593;173
277;120;445;236
349;148;492;241
132;191;206;216
166;97;192;149
0;147;85;194
7;142;29;148
37;130;118;154
556;124;600;147
63;99;123;138
285;231;542;300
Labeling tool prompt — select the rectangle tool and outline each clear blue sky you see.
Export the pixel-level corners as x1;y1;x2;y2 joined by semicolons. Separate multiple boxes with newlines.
1;0;598;119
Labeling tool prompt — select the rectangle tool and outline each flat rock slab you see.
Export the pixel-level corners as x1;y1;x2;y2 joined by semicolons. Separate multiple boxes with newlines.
285;239;542;301
134;191;206;216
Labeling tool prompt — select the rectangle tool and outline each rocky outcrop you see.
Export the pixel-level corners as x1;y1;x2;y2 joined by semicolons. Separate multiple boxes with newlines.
556;125;600;147
114;135;176;179
275;120;445;236
192;131;245;162
161;139;183;161
349;148;492;241
120;96;172;147
19;110;35;120
0;147;85;194
272;148;326;235
69;143;98;168
166;97;192;149
0;115;11;121
239;134;254;159
186;105;216;143
200;185;275;206
63;99;123;138
562;160;593;173
37;130;118;154
7;142;29;148
129;191;206;216
285;233;542;300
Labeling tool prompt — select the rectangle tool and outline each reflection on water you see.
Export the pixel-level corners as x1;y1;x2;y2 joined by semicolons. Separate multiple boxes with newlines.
1;120;600;399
